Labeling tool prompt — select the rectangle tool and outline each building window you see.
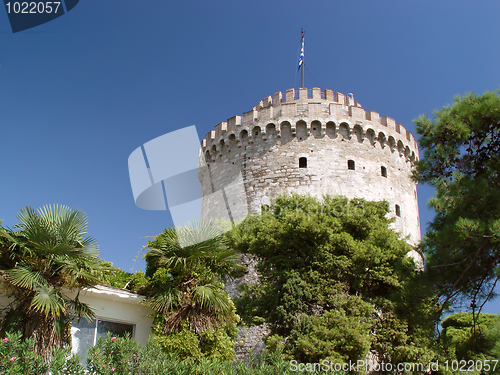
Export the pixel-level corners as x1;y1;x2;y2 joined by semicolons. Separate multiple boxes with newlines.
299;157;307;168
395;204;401;217
348;160;355;170
381;166;387;177
71;318;135;364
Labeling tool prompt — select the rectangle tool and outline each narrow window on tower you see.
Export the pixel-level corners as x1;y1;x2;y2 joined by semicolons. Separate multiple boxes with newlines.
381;166;387;177
395;204;401;217
348;160;355;170
299;157;307;168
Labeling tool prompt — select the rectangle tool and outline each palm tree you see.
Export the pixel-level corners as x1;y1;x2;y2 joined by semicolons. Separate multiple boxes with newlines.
143;221;243;336
0;205;103;361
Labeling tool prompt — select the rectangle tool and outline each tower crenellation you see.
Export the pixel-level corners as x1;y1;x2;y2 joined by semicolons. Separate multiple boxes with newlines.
201;87;420;160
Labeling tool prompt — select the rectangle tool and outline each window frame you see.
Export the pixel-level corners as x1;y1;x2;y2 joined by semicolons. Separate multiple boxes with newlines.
95;318;136;345
299;157;307;168
395;204;401;217
71;316;136;362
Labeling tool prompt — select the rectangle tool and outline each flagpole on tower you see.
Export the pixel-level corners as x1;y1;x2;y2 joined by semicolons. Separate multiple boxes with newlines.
298;28;305;88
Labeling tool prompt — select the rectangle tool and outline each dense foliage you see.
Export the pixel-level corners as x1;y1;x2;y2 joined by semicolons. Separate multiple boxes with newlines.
94;260;148;292
0;205;106;360
0;331;83;374
2;331;344;375
414;90;500;311
141;222;243;360
440;312;500;374
226;194;439;370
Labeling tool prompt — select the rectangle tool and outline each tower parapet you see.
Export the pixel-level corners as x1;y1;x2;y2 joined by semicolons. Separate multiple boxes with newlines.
202;88;419;163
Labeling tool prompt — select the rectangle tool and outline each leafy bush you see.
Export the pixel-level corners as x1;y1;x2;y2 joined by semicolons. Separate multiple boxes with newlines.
150;325;204;360
440;312;500;374
86;332;143;374
226;194;439;367
0;331;346;374
0;331;83;374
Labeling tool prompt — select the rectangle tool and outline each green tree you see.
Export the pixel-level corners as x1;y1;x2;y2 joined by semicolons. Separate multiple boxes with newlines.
0;205;104;360
414;89;500;312
141;221;242;360
94;260;148;292
441;312;500;374
226;194;438;369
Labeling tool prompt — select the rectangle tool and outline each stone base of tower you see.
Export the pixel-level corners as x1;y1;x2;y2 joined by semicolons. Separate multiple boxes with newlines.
225;254;271;361
234;323;270;362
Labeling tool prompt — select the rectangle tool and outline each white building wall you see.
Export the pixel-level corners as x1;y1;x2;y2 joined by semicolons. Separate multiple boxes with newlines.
65;285;153;346
0;285;153;348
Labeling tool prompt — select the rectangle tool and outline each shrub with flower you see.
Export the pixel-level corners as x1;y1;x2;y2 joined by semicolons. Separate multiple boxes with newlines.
0;330;346;374
0;332;83;374
86;332;143;374
0;332;47;374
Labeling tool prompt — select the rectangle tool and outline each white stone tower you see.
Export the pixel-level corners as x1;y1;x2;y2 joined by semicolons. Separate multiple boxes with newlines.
200;87;420;247
198;87;422;358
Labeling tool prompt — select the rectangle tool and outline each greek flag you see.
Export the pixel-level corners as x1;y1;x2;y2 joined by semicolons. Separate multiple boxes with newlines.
298;35;304;71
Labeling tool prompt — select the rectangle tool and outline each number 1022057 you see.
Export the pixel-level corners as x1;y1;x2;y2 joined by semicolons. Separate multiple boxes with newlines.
5;2;61;14
443;359;498;372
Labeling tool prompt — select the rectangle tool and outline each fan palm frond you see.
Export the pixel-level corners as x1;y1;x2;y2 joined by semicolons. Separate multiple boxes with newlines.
193;284;232;316
148;288;182;314
30;285;66;317
5;264;47;290
0;226;31;256
0;204;102;360
15;205;99;255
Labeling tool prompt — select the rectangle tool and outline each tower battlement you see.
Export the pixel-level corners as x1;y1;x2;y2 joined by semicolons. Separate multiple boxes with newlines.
202;88;419;164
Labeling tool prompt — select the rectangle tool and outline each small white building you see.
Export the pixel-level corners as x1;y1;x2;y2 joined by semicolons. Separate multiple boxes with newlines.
66;285;154;362
0;284;154;364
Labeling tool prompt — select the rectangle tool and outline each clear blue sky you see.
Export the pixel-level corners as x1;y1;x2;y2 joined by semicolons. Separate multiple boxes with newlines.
1;1;499;313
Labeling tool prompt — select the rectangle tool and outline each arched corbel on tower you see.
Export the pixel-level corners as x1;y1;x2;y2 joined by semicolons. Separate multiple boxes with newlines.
339;122;350;140
239;129;249;145
404;146;411;162
265;123;277;139
296;120;308;141
378;132;387;149
218;139;225;158
365;128;375;146
353;125;363;143
388;136;396;153
205;149;212;163
397;140;404;156
326;121;336;139
311;120;322;138
211;144;218;159
280;121;292;144
410;151;416;165
251;126;262;142
227;133;237;149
